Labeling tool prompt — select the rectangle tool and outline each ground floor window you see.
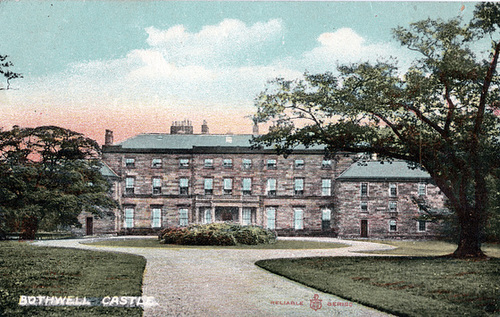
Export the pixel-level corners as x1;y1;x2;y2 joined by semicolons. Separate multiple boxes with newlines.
124;207;134;228
389;220;397;232
321;208;331;231
266;207;276;230
151;208;161;228
418;220;427;232
242;208;252;225
204;208;212;224
179;208;189;226
294;208;304;230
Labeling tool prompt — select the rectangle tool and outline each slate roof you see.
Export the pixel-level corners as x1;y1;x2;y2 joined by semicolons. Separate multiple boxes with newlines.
337;161;431;181
117;134;255;149
100;162;119;179
115;133;325;150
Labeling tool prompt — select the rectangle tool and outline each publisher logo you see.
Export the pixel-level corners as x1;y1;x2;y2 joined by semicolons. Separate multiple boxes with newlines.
309;294;322;311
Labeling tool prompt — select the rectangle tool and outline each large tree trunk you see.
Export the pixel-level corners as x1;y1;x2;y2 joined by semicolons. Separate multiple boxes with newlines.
20;215;38;240
452;208;486;258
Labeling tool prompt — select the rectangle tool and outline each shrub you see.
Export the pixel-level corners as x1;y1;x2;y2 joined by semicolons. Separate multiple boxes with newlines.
159;223;276;246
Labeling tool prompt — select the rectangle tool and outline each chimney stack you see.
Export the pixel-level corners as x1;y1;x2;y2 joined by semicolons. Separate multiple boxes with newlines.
201;120;209;134
105;130;114;145
170;119;194;134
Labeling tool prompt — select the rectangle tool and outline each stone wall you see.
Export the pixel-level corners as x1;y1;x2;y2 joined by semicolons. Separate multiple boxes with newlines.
335;180;447;239
102;150;354;234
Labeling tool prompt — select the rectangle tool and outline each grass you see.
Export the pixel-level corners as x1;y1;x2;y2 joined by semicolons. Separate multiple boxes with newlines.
85;238;348;249
256;256;500;316
0;241;146;317
353;239;500;257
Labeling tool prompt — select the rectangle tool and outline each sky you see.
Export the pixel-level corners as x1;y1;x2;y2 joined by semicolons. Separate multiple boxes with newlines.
0;1;474;144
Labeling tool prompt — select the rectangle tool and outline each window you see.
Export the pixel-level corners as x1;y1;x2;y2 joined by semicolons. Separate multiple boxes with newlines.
125;177;134;195
360;202;368;212
322;160;332;169
294;159;304;169
322;208;331;231
389;201;397;212
267;159;277;169
418;183;427;196
242;159;252;169
294;208;304;230
267;178;277;196
125;158;135;168
223;159;233;168
179;159;189;169
203;208;212;224
242;178;252;196
242;208;252;225
294;178;304;196
179;208;189;226
361;183;368;196
418;220;427;232
322;179;332;196
204;159;213;168
179;178;189;195
124;207;134;228
204;178;213;195
389;220;397;232
266;207;276;230
223;178;233;195
152;158;162;168
151;207;161;228
389;183;397;197
152;177;162;195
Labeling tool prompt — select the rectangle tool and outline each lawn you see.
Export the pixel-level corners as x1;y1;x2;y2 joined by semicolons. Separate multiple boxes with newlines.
0;241;146;317
354;240;500;257
256;256;500;316
85;238;348;249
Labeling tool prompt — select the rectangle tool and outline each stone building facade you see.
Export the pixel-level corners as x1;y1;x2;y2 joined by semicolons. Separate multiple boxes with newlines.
94;121;447;239
335;161;447;239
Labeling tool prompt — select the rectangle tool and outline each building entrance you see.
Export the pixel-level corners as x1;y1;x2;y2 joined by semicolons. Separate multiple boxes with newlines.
215;207;239;222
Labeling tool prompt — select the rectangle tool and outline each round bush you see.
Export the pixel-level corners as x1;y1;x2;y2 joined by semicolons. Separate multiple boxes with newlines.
160;223;276;246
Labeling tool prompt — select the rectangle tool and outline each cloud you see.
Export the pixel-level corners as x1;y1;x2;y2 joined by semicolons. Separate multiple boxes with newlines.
295;28;407;73
14;21;408;118
144;18;283;68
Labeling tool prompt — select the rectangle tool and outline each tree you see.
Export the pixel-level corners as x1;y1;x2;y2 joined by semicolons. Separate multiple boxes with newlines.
0;55;22;90
253;3;500;258
0;126;116;239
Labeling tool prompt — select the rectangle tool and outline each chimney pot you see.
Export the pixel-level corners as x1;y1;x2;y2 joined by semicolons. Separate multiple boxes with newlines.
105;130;114;145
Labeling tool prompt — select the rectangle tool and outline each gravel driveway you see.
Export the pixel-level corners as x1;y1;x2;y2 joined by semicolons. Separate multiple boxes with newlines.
34;237;395;316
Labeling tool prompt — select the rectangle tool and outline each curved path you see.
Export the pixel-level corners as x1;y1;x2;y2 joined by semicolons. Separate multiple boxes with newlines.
34;237;396;316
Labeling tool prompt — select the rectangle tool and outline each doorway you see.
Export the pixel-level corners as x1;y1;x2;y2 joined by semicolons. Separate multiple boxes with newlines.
86;217;93;235
215;207;239;222
360;220;368;238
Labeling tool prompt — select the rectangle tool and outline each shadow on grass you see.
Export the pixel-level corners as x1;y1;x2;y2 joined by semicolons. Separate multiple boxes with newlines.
256;256;500;317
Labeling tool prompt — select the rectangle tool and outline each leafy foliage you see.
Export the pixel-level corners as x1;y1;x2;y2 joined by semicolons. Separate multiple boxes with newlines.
0;55;22;90
0;126;116;239
253;3;500;258
159;223;276;246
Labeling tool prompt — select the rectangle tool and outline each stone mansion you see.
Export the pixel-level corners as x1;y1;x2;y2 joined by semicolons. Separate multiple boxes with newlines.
80;120;447;239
